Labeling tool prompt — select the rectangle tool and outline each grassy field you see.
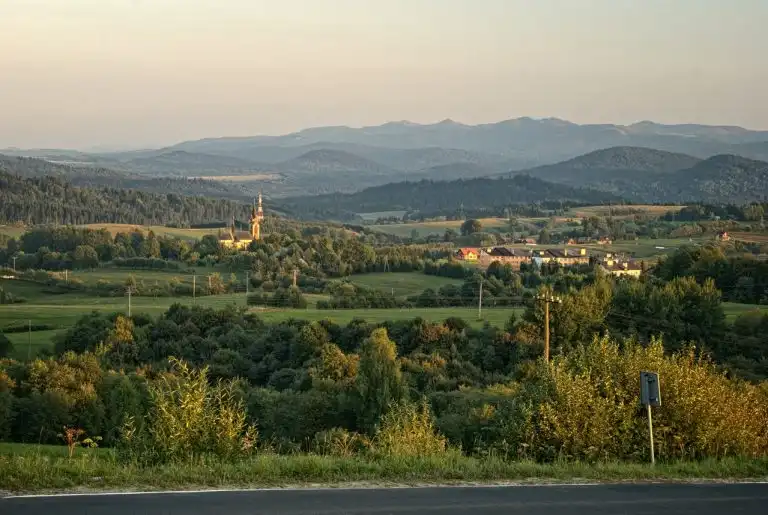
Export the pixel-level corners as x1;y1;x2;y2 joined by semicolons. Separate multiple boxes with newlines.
350;272;462;298
5;329;64;360
723;302;768;320
729;232;768;244
78;224;221;240
1;272;518;358
0;225;26;239
369;218;509;238
0;443;766;493
569;205;684;218
256;307;518;328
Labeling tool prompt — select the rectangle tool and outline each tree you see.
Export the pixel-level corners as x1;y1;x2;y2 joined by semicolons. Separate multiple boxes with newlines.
460;219;482;236
355;328;406;433
538;228;552;245
73;245;99;269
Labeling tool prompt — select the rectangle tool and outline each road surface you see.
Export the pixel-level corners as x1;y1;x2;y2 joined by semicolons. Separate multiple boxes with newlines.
3;483;768;514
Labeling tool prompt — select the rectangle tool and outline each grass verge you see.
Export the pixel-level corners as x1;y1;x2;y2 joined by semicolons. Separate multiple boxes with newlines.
1;445;766;494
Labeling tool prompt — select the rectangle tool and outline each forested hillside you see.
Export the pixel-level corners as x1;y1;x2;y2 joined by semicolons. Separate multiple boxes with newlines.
279;175;623;220
0;171;251;226
0;155;248;199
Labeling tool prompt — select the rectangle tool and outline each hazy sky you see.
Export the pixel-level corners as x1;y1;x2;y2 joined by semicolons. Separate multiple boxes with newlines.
2;0;767;149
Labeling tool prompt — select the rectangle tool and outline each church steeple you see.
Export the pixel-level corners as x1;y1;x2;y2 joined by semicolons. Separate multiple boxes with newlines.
250;191;264;241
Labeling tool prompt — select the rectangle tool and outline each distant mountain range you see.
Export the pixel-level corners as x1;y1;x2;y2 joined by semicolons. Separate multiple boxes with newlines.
3;117;768;202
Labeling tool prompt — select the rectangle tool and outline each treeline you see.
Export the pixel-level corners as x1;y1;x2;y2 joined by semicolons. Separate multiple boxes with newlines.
655;245;768;305
0;154;247;199
663;203;767;222
1;304;767;463
0;170;254;226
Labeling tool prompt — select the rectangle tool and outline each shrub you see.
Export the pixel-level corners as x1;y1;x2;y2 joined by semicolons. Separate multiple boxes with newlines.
372;399;447;457
120;358;258;464
312;427;369;457
487;336;768;462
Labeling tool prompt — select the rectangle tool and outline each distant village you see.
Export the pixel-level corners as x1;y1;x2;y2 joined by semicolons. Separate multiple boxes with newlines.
455;246;644;278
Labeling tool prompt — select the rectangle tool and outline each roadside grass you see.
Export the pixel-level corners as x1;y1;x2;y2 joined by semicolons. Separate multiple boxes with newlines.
0;444;766;493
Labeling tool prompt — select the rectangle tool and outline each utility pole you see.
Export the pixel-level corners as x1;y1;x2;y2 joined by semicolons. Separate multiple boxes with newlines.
12;256;17;272
477;278;484;320
192;275;196;304
292;268;298;288
536;292;562;362
27;320;31;360
65;269;68;283
126;286;134;318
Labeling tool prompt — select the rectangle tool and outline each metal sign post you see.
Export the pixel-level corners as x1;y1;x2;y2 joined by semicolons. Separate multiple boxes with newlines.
640;371;661;465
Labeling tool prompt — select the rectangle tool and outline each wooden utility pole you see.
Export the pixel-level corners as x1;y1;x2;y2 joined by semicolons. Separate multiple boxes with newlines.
477;278;484;320
192;275;196;304
536;292;562;362
292;268;298;288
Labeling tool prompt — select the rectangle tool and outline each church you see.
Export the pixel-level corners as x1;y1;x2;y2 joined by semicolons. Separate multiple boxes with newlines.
218;192;265;249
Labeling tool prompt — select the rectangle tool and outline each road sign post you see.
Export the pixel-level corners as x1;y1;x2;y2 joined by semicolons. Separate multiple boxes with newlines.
640;371;661;465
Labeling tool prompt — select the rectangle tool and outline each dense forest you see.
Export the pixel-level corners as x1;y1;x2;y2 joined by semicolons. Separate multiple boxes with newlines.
0;170;254;226
278;175;623;220
0;154;247;199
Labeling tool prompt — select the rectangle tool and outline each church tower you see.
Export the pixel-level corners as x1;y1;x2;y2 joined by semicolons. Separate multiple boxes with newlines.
250;191;265;240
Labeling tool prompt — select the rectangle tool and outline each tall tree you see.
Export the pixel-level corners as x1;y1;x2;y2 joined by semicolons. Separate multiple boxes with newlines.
355;328;406;433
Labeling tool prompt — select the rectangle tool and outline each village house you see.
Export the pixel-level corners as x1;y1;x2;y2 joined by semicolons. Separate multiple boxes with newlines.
716;231;731;241
455;247;481;261
531;248;590;267
482;247;532;270
599;258;644;278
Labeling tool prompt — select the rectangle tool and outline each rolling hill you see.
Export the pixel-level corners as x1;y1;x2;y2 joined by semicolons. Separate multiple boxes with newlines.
7;117;768;198
520;147;702;189
512;149;768;203
277;174;622;221
659;155;768;203
0;155;250;199
0;170;253;226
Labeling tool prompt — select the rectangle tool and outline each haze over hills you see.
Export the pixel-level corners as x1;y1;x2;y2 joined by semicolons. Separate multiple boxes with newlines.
4;117;768;199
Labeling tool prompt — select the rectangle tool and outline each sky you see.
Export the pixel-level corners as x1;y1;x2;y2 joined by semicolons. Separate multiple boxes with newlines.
1;0;767;150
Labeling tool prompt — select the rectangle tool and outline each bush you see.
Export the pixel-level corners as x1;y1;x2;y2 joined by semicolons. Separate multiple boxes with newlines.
485;336;768;462
372;400;447;457
312;427;369;457
120;358;258;464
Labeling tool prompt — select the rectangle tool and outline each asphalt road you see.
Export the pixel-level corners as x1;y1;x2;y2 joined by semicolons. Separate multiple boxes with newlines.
3;483;768;515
